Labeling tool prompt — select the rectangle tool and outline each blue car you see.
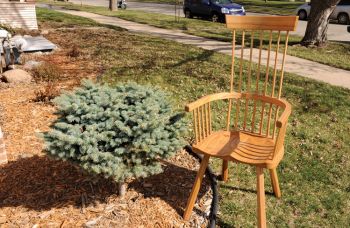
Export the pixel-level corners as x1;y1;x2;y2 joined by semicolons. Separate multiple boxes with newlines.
184;0;246;22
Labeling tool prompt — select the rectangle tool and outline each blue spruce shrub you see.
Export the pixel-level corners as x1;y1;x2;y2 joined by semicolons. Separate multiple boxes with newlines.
44;80;187;182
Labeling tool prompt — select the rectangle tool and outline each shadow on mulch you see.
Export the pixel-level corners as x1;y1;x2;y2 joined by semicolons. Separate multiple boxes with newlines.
129;161;210;216
0;156;210;217
0;156;118;210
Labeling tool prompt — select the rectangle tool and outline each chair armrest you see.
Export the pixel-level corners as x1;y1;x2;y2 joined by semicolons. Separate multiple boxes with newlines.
276;99;292;128
185;92;241;112
185;92;241;144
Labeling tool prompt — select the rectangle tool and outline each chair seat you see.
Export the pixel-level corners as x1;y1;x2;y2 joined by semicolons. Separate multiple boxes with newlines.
193;131;283;168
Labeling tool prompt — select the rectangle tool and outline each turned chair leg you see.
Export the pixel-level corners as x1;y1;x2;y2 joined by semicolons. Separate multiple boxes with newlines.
269;168;281;198
183;155;210;220
257;167;266;228
221;160;229;182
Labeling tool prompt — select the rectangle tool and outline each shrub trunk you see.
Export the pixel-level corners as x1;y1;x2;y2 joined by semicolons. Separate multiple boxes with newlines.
118;182;127;197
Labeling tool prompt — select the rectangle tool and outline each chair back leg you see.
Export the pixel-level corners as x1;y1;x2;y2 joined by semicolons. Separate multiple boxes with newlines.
183;155;210;220
269;168;281;198
221;160;229;182
257;167;267;228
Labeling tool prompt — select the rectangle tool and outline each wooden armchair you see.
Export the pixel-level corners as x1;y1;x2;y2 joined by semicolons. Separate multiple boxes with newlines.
183;16;298;227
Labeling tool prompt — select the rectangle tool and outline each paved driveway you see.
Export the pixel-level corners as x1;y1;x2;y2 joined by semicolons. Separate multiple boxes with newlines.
70;0;350;42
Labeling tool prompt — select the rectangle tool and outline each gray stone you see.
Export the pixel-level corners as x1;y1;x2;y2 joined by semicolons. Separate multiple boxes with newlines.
84;216;102;228
0;215;6;224
23;60;42;70
1;69;32;84
40;30;50;35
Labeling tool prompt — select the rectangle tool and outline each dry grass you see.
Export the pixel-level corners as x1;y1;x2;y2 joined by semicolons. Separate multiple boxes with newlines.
33;82;61;103
31;63;62;83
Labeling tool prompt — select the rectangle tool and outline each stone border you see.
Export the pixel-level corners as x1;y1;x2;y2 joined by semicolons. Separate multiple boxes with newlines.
0;127;7;165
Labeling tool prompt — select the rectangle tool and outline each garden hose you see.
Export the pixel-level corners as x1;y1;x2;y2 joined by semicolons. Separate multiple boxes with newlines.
184;145;219;228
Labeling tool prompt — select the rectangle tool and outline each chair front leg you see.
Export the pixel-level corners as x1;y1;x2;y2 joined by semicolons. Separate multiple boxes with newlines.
183;155;210;220
221;160;229;182
257;167;266;228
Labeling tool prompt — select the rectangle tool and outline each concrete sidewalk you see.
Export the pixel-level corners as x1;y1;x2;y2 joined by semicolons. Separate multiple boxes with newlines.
54;9;350;89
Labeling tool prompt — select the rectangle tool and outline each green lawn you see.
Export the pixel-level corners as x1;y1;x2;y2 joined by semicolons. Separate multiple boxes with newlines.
37;2;350;71
36;7;99;28
37;8;350;227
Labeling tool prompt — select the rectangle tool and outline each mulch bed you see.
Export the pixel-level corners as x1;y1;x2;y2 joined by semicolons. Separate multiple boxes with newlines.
0;26;210;227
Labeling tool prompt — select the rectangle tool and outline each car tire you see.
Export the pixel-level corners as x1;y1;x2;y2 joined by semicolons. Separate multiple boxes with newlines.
211;13;220;23
298;10;307;20
184;9;193;19
338;13;349;25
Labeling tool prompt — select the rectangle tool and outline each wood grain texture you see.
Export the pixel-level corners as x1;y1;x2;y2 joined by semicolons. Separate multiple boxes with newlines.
257;167;266;228
226;15;298;31
185;92;241;112
184;16;297;224
278;31;290;99
192;130;284;169
183;155;210;220
270;168;281;198
222;160;229;182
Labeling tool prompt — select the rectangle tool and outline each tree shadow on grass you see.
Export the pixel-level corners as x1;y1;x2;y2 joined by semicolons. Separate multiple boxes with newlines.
0;156;118;211
167;49;215;68
220;184;275;197
129;161;210;216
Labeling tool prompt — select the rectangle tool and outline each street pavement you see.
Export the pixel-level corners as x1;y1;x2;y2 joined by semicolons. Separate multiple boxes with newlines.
70;0;350;42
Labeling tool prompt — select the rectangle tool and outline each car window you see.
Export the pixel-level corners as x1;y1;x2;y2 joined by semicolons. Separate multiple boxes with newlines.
338;0;350;5
212;0;233;4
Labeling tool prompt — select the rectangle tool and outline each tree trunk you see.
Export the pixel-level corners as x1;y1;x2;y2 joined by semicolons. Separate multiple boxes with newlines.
301;0;340;47
109;0;117;11
118;182;127;198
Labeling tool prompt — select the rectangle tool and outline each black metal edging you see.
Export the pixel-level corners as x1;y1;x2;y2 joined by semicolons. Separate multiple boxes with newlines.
184;145;219;228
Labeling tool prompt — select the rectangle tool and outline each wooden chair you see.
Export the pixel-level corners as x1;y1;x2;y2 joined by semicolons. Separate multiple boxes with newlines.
183;16;298;227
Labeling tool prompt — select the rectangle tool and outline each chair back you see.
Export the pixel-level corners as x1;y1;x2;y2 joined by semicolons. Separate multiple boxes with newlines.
225;15;298;138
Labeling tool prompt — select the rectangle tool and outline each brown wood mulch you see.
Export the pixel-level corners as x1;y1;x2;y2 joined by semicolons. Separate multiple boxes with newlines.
0;29;210;227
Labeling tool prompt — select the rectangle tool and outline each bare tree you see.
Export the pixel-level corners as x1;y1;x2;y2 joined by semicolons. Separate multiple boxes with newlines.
301;0;341;47
109;0;117;11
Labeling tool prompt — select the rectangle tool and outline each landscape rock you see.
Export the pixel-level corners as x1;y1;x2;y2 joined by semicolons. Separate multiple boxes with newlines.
0;215;7;224
1;69;32;84
84;216;102;228
0;29;9;38
0;127;7;165
41;30;49;35
23;60;42;70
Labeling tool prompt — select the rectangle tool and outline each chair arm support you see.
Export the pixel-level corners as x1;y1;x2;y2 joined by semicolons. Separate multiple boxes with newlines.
276;99;292;128
273;100;291;159
185;92;241;112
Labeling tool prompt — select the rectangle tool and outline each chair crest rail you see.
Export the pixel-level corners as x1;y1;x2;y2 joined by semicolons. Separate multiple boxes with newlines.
226;15;299;31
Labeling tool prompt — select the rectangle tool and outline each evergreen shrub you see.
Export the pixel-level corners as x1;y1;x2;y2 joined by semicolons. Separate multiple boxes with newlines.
43;81;187;183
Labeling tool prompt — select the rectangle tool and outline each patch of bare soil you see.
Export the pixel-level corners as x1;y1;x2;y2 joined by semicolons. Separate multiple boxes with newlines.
0;26;210;227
